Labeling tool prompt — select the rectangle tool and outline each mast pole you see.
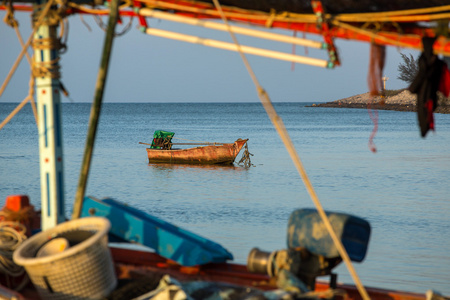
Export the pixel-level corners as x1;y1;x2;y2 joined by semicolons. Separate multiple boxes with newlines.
33;0;66;230
72;0;119;219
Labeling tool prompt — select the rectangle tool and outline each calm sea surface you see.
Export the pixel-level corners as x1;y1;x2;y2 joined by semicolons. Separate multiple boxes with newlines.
1;102;449;295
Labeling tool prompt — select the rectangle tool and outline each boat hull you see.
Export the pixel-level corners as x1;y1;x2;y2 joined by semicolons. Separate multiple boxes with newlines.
109;247;428;300
146;139;248;165
0;245;433;300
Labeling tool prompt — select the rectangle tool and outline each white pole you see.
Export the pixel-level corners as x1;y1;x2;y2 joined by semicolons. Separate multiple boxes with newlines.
139;8;325;49
144;28;330;68
34;11;66;230
382;75;389;90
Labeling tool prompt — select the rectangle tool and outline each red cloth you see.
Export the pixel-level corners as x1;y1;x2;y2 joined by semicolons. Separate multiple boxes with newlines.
439;63;450;97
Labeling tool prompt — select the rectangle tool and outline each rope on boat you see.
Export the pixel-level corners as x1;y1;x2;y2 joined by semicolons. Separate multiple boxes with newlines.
0;0;51;98
212;1;370;299
93;14;133;36
237;142;253;168
0;77;37;131
0;0;39;130
135;0;450;26
0;221;29;291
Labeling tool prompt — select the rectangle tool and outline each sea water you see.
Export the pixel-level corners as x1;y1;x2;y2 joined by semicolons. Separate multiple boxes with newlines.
1;102;449;295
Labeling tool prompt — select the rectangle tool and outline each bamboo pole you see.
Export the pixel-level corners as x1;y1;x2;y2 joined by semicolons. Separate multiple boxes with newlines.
144;28;331;68
139;8;325;49
72;0;119;219
211;0;370;299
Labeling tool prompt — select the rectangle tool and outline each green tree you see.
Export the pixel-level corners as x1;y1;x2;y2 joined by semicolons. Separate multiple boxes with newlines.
397;53;419;84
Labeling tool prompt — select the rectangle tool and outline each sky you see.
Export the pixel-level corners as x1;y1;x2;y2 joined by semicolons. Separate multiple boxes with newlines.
0;10;420;103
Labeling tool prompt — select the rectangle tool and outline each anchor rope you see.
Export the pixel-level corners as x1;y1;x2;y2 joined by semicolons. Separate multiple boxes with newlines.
212;1;370;299
237;142;253;168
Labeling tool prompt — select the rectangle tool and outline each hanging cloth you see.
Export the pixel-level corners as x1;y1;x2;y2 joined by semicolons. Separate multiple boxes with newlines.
408;37;450;137
367;43;386;96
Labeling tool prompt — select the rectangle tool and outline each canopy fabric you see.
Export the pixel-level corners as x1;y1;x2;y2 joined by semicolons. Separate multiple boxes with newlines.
194;0;450;14
151;130;175;149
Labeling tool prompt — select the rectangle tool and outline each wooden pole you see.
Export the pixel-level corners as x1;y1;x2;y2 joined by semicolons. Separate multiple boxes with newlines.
72;0;119;219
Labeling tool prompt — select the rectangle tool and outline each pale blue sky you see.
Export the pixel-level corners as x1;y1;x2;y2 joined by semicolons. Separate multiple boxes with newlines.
1;11;418;103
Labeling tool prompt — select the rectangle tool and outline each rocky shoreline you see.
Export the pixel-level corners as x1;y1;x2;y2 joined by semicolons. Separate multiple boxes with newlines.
310;90;450;114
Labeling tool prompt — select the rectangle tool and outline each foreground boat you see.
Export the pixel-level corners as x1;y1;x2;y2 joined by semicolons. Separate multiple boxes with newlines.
145;138;248;165
0;195;441;300
1;0;450;299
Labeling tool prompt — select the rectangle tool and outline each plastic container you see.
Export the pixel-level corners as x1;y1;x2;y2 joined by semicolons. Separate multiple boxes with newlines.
13;217;117;300
36;237;69;258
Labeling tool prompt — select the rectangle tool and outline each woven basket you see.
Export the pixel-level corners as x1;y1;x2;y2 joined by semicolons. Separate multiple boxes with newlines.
13;217;117;300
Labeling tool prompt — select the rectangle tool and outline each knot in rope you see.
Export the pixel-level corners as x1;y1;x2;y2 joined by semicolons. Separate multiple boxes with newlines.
31;56;62;79
31;30;65;79
31;0;69;54
32;4;63;27
2;0;18;28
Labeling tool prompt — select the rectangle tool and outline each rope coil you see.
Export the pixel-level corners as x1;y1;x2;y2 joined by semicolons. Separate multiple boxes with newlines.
0;221;28;290
31;56;62;79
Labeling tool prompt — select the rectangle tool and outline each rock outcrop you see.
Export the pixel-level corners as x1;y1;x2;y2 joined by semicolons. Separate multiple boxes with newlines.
312;90;450;114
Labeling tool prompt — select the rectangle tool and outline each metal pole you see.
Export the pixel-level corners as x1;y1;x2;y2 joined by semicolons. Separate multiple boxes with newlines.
72;0;119;219
34;1;66;230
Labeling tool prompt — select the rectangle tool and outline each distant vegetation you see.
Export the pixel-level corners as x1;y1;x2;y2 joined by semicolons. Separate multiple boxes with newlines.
397;53;419;84
395;54;449;106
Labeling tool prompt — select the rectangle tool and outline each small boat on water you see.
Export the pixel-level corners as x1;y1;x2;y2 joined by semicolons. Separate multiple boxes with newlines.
141;130;249;165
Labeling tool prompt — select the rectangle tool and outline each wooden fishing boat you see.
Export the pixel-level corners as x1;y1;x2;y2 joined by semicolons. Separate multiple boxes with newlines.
0;196;440;300
145;138;249;165
1;0;450;299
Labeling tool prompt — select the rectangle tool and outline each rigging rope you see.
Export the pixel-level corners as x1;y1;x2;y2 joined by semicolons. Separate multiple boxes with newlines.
135;0;450;30
93;14;133;36
0;0;72;130
0;0;39;129
0;0;57;96
0;76;37;130
211;0;370;299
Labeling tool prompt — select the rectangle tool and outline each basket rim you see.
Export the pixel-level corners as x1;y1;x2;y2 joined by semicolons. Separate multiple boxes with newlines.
13;217;111;266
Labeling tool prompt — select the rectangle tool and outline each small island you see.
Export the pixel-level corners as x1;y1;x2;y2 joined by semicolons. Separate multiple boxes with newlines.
310;89;450;114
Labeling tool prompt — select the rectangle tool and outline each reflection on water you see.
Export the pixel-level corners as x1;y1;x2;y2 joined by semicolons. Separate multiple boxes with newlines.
148;163;246;171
